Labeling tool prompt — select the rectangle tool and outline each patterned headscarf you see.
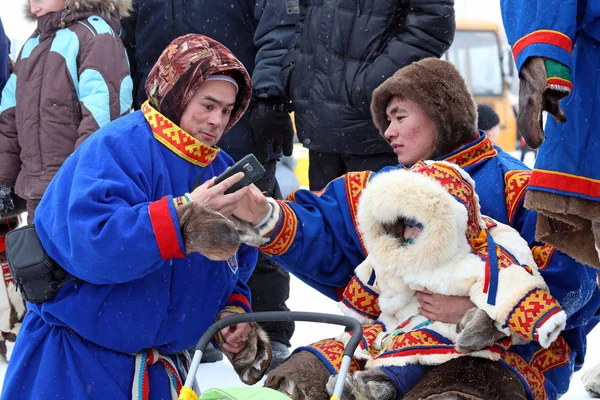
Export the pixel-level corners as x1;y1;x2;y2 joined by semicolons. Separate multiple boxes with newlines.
145;34;252;133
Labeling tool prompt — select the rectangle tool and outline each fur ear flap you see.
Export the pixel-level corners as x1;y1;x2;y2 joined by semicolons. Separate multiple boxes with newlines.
175;202;240;260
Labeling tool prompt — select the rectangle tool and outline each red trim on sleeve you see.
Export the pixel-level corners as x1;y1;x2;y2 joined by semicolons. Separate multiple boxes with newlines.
512;30;572;60
148;196;185;260
227;294;251;309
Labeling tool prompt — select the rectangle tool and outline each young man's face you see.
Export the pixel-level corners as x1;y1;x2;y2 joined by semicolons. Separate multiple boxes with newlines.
179;80;237;147
384;96;437;165
29;0;65;17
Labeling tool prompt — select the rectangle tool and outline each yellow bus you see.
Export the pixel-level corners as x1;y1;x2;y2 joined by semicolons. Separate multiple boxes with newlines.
443;18;517;151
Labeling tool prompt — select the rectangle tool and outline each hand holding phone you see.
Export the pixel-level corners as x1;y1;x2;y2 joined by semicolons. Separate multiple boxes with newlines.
214;154;266;195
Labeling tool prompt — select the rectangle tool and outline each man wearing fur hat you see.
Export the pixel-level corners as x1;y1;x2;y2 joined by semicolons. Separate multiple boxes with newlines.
500;0;600;269
1;34;273;399
234;58;600;399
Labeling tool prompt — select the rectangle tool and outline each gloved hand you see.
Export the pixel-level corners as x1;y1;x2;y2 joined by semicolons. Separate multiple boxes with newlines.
249;98;294;162
0;185;17;217
175;201;240;260
218;320;273;385
517;57;570;149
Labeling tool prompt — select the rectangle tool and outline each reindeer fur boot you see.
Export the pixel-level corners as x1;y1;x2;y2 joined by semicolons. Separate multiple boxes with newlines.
456;308;507;353
176;202;240;260
326;368;396;400
265;350;331;399
403;357;527;400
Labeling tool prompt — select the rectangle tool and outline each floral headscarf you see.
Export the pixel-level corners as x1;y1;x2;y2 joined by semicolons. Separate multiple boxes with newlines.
145;34;252;133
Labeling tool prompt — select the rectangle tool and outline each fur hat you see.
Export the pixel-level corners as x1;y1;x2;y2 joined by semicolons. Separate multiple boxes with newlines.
370;59;479;159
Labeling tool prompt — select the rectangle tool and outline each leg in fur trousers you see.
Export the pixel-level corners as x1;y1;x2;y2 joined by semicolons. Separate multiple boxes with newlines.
402;357;527;400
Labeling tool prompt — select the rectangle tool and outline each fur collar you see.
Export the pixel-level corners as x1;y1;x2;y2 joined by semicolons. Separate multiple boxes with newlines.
24;0;132;21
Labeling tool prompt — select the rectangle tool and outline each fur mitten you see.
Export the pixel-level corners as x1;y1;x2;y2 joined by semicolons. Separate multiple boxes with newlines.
175;202;240;260
518;57;570;149
582;362;600;398
456;308;506;353
265;350;331;399
326;368;396;400
219;322;273;385
403;357;527;400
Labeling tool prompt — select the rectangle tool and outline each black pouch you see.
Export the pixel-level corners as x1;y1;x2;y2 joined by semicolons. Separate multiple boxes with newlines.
5;225;75;303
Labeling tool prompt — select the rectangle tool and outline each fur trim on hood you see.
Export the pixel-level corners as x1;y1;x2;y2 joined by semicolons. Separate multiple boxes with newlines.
25;0;132;21
357;161;485;276
370;59;479;159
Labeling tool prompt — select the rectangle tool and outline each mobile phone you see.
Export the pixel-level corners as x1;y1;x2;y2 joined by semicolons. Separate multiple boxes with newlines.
214;154;266;195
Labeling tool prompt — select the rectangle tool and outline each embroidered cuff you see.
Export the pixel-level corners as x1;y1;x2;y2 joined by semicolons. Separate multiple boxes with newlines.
341;275;381;320
544;59;572;94
258;200;297;256
505;288;563;341
172;194;192;208
148;196;185;260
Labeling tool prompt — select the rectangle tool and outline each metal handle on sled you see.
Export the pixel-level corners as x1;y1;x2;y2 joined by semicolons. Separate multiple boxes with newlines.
181;311;364;399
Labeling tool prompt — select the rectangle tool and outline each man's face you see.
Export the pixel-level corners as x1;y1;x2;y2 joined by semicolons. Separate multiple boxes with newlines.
29;0;65;17
179;80;237;147
384;96;437;165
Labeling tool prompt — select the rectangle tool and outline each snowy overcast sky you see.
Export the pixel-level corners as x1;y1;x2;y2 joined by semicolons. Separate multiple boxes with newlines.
0;0;505;58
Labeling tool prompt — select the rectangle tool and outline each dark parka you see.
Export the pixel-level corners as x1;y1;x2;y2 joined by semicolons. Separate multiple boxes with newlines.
122;0;298;159
283;0;456;155
0;0;132;203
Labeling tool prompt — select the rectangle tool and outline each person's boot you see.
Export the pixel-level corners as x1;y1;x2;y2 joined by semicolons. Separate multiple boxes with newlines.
265;350;331;399
201;343;224;363
268;340;291;371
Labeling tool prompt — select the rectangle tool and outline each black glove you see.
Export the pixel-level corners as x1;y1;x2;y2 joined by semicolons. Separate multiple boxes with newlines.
249;98;295;162
0;185;18;217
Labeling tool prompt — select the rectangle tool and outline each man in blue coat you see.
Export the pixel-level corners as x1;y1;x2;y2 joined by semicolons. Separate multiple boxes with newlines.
501;0;600;270
235;59;600;400
122;0;299;364
1;34;272;400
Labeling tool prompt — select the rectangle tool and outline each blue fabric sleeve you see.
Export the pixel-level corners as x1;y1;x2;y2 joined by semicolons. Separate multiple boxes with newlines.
500;0;577;71
35;127;185;285
0;18;9;96
264;174;370;300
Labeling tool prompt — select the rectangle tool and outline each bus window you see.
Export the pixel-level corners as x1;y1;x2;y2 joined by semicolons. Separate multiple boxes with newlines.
445;31;503;97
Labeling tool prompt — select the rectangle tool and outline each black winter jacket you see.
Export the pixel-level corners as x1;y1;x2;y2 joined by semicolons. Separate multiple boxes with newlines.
283;0;455;154
122;0;298;159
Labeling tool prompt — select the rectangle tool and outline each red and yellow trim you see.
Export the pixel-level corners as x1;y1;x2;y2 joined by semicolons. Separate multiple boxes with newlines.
506;289;563;341
443;135;498;169
259;201;298;256
148;196;185;260
529;169;600;200
512;30;572;60
532;244;555;271
504;170;531;225
530;336;571;375
301;339;362;375
224;294;252;314
345;171;372;255
142;101;220;167
341;275;381;320
501;351;547;400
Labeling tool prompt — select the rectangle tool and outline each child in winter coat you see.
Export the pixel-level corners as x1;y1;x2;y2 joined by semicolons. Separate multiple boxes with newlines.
0;0;132;223
296;160;566;399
